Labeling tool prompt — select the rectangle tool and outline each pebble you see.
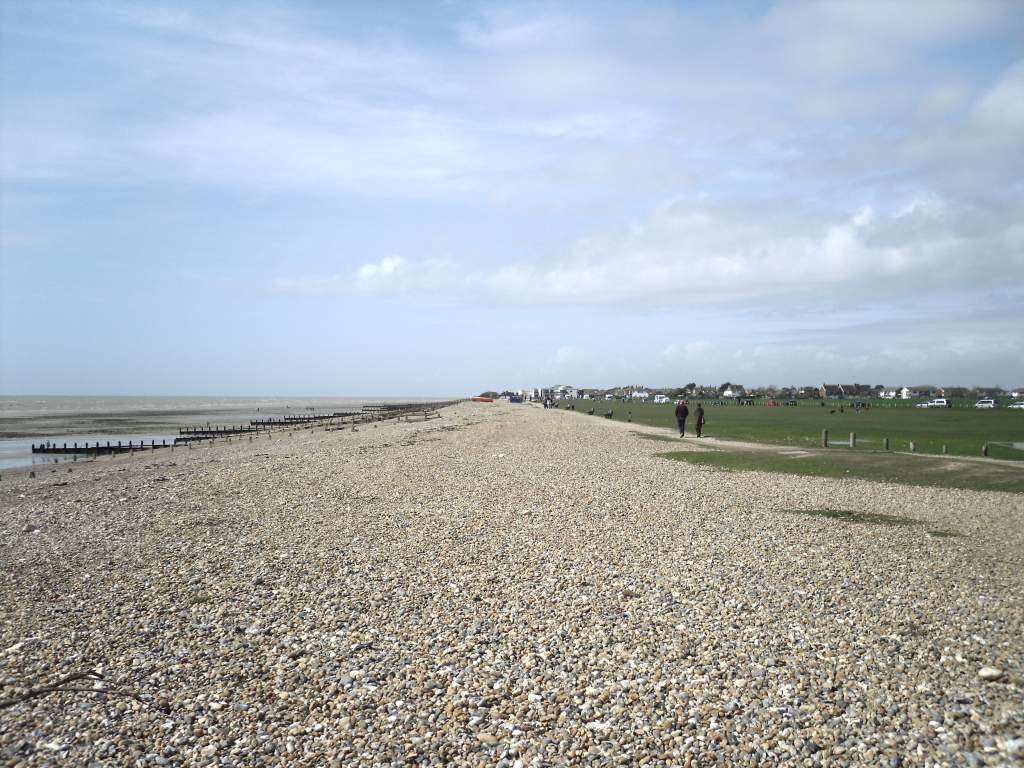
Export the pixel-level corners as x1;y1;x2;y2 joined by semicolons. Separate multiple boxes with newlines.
0;402;1021;766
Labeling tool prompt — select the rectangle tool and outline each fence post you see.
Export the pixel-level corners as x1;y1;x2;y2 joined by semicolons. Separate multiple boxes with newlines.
909;441;916;453
883;437;889;451
849;432;856;449
821;429;828;448
942;444;948;455
982;443;988;457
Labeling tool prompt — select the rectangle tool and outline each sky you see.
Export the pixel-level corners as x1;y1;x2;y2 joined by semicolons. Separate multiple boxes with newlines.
1;0;1022;396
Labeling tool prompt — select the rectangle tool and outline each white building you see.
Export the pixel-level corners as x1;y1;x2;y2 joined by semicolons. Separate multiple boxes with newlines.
631;390;650;401
653;394;670;404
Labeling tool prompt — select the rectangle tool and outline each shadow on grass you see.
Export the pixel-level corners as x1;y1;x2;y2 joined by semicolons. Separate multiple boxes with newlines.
657;449;1024;494
781;509;965;538
785;508;921;526
926;529;964;538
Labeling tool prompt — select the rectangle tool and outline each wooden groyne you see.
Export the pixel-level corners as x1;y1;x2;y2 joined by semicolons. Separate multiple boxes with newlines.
32;439;176;456
30;400;466;457
180;425;265;437
251;412;356;426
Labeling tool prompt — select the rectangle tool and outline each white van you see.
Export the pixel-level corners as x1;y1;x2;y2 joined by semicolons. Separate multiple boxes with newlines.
975;399;997;409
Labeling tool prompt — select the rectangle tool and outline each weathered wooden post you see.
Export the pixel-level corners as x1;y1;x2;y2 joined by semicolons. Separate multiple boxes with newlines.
941;444;947;455
821;429;829;448
909;441;916;452
883;437;889;451
982;443;988;457
849;432;856;448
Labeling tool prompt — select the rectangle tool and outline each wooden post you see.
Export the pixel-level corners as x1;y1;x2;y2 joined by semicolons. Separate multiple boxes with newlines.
909;441;915;452
982;443;988;457
849;432;856;448
883;437;890;451
821;429;829;448
941;444;947;455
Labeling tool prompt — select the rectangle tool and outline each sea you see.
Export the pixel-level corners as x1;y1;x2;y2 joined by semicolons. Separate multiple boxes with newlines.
0;396;432;470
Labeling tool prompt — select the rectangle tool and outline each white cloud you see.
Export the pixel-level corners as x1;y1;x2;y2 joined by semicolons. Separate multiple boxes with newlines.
274;256;454;296
973;59;1024;129
357;255;405;283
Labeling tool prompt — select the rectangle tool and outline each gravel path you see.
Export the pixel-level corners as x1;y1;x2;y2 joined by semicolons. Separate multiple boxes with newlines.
2;402;1022;767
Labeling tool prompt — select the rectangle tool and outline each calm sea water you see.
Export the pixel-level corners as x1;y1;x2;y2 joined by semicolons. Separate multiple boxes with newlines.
0;395;436;470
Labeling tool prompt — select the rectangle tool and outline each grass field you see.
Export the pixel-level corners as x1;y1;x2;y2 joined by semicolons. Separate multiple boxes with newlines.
566;398;1024;461
657;448;1024;494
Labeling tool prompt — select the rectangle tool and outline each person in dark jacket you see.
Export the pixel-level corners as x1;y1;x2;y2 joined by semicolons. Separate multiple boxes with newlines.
695;404;705;437
675;400;689;437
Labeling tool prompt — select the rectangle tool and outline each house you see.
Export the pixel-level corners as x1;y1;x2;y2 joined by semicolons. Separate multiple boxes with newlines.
653;394;670;404
900;386;913;400
631;390;650;401
820;384;844;399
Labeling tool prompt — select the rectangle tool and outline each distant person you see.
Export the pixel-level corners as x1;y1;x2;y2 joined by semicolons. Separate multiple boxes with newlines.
675;400;689;437
695;405;705;438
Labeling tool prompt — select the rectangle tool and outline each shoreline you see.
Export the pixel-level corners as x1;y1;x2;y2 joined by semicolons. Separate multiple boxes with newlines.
1;402;1022;765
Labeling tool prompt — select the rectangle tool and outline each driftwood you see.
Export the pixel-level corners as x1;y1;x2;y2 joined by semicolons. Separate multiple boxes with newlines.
0;670;143;710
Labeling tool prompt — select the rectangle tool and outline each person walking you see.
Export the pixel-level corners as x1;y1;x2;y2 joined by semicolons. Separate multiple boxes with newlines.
695;404;705;438
675;399;689;437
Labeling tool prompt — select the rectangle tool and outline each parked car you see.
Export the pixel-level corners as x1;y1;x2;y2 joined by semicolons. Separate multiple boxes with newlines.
1008;402;1024;410
974;399;997;409
917;398;952;409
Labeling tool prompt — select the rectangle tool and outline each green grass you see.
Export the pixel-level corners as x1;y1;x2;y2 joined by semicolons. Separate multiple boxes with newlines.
571;398;1024;461
658;448;1024;493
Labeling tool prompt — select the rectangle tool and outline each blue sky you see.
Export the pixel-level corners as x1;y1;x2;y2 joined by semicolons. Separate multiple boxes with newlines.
1;0;1022;396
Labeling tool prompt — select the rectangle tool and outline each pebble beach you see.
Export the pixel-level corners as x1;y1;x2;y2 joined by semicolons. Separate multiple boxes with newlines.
1;401;1022;767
